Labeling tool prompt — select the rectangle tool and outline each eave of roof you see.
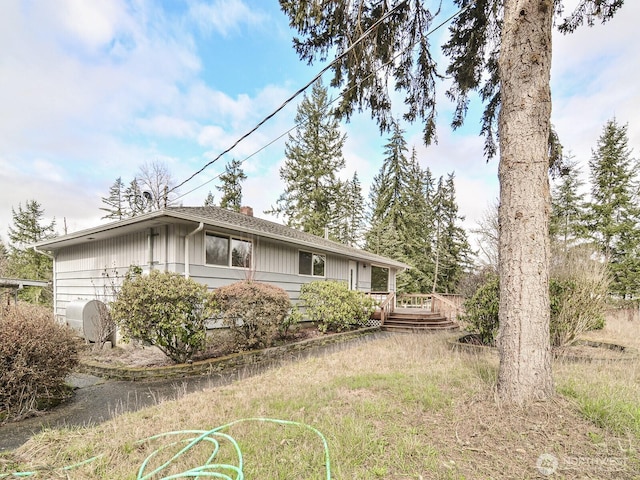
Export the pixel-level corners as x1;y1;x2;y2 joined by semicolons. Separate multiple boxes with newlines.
33;207;411;270
0;277;50;288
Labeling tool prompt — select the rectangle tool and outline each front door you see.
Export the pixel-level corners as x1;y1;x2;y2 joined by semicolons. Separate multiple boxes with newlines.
348;261;358;290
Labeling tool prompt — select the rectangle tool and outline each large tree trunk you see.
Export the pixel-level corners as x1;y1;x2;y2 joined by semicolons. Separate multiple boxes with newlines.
496;0;554;403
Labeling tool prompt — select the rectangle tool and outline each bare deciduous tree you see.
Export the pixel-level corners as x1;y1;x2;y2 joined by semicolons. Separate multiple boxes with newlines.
137;160;179;210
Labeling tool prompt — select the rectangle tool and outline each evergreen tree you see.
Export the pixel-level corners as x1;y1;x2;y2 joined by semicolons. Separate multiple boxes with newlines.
550;158;586;254
204;191;216;207
280;0;623;403
364;172;394;256
365;123;412;264
0;237;8;277
432;173;473;293
6;200;56;305
586;118;640;298
124;178;152;217
217;159;247;212
268;80;346;236
396;150;435;293
365;124;410;260
365;134;474;294
332;172;366;247
371;122;410;230
100;177;127;220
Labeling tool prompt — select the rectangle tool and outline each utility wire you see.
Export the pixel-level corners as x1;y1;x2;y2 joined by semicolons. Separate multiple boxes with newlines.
170;0;410;195
172;1;469;203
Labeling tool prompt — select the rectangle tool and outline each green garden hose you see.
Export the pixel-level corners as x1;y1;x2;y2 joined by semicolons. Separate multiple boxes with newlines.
0;418;331;480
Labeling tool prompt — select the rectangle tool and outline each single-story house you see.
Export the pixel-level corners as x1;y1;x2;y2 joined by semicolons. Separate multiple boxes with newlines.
33;206;410;326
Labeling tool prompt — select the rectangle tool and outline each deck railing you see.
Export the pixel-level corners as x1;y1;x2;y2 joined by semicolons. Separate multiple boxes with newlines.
396;293;432;310
367;291;464;325
396;292;464;323
366;291;395;326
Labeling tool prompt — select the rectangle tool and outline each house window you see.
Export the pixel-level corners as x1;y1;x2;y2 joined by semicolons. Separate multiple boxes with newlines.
371;265;389;292
231;238;252;268
299;251;325;277
206;233;252;268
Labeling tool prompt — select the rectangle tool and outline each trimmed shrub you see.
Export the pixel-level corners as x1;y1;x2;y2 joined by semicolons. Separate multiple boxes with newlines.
110;270;215;363
460;275;500;346
0;304;78;423
300;281;376;333
212;281;294;351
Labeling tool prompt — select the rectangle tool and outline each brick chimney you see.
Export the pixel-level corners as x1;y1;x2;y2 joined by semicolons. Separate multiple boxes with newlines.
239;206;254;217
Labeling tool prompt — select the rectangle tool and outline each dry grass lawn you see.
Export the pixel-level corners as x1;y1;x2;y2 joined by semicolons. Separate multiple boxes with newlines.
1;313;639;479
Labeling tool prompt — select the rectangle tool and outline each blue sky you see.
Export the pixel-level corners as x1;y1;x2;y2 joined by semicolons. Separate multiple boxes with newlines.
1;0;638;248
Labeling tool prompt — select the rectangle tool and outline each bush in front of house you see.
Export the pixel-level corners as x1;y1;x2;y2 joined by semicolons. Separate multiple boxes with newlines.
300;280;376;333
0;304;78;423
110;270;215;363
212;281;295;351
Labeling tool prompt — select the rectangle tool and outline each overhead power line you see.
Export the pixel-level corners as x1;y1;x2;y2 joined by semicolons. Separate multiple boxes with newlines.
170;0;410;195
172;1;468;201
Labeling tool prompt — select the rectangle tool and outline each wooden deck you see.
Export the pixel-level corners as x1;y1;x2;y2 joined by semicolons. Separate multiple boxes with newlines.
368;292;462;332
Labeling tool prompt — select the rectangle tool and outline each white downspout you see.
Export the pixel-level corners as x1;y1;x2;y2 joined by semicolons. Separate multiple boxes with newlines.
33;246;57;321
184;222;204;279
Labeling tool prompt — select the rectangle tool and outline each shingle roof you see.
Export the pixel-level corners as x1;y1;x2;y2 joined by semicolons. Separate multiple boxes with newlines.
33;206;410;270
167;206;410;269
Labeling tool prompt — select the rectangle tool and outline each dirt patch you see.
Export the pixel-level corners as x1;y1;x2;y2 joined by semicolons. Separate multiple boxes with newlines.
554;340;638;361
455;333;638;362
431;394;637;479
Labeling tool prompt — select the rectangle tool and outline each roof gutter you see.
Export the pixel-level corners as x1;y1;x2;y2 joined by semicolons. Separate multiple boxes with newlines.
184;222;204;279
32;245;53;259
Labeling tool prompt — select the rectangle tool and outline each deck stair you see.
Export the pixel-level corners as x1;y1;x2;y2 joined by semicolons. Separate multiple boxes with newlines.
368;292;462;333
381;308;459;332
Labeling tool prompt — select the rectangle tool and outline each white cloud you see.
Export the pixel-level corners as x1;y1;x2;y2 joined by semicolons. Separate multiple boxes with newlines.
197;125;229;149
0;164;103;240
241;156;285;221
0;0;636;255
50;0;130;52
136;116;199;139
551;1;640;174
188;0;267;37
0;1;201;155
32;160;66;183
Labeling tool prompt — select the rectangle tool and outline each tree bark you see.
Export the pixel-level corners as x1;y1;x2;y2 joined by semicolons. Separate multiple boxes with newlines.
497;0;554;403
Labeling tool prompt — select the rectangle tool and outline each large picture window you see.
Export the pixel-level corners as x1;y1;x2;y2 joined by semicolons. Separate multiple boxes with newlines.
371;265;389;292
299;251;325;277
206;233;252;268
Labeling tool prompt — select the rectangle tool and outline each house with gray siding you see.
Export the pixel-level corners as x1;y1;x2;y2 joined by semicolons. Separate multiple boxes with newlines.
33;206;410;325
